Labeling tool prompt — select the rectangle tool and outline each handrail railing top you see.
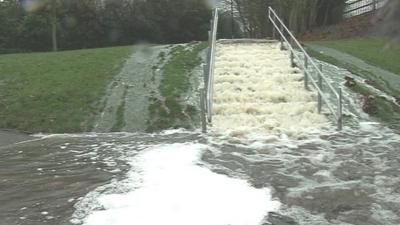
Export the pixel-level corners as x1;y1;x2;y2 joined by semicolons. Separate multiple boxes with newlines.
206;7;219;123
268;7;339;99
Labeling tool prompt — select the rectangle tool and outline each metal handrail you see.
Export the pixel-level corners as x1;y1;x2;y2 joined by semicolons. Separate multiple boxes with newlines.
268;7;343;130
201;8;219;133
207;8;219;123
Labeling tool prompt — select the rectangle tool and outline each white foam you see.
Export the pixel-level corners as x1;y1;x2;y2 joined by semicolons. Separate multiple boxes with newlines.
212;42;328;138
78;143;280;225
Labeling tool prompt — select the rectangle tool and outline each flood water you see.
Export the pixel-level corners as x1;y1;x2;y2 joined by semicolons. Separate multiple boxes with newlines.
1;122;400;225
1;48;400;225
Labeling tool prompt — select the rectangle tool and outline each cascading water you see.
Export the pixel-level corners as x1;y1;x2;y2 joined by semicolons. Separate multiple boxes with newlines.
212;41;328;137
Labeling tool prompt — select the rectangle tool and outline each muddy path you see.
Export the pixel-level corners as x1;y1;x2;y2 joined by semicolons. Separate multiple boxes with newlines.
93;45;169;133
93;43;206;133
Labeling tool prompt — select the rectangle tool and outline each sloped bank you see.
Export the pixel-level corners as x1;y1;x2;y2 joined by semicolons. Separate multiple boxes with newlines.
305;40;400;130
146;42;207;132
94;42;207;133
0;42;206;135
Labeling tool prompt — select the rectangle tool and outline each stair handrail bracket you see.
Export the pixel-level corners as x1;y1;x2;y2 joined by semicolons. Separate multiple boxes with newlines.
201;8;219;133
268;7;343;130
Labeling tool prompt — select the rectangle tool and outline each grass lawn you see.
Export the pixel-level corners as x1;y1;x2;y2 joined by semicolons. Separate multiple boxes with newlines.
310;37;400;75
0;46;134;133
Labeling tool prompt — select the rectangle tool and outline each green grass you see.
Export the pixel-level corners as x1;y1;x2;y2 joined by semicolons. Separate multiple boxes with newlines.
311;37;400;75
147;42;207;131
305;47;395;94
0;46;134;133
306;44;400;124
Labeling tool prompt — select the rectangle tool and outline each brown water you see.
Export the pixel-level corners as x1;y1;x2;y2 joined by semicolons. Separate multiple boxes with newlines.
0;130;35;147
0;132;199;225
1;123;400;225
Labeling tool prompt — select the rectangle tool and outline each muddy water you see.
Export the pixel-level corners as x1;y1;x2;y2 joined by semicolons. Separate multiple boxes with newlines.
204;123;400;225
0;130;35;147
1;124;400;225
0;132;200;225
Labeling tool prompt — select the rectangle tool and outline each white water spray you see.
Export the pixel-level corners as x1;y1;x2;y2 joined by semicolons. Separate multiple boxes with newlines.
74;143;280;225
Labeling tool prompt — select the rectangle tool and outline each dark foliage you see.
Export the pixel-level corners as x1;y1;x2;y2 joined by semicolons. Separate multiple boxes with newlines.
0;0;211;53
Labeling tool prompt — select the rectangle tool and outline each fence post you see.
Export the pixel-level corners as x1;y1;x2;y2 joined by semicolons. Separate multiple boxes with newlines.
271;11;276;39
373;0;377;11
318;76;323;115
200;88;207;133
207;30;212;61
290;30;295;47
304;54;308;90
280;23;284;50
317;64;323;112
272;18;276;40
203;64;209;93
338;88;343;131
289;50;294;67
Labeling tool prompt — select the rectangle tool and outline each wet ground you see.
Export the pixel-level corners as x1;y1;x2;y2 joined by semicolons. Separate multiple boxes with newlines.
93;45;169;132
93;44;205;133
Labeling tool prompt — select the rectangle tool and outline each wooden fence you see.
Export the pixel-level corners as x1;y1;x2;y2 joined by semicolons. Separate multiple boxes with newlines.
344;0;387;17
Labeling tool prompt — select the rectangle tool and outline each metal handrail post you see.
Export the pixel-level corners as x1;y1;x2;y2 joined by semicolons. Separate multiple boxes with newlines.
304;55;309;90
200;88;207;133
206;8;219;124
290;31;295;46
290;51;295;67
318;64;323;113
318;77;322;113
207;31;212;61
280;23;284;50
272;13;276;39
203;64;208;92
338;88;343;130
272;21;276;39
